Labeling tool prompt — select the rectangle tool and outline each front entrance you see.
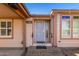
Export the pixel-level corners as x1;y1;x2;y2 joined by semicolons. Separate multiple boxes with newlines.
33;20;51;46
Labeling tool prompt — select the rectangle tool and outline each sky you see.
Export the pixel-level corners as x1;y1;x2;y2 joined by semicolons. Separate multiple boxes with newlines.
24;3;79;15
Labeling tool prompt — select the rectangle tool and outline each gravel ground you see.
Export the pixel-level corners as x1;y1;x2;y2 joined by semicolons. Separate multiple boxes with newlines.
0;47;79;56
0;48;24;56
61;48;79;56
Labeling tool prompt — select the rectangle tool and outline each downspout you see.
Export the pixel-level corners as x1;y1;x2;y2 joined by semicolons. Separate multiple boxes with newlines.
22;19;27;56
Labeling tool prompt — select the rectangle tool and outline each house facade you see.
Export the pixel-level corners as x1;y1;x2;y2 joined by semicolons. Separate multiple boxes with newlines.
0;3;79;48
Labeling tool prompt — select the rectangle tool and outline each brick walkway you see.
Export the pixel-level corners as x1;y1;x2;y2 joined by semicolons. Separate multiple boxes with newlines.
26;46;65;56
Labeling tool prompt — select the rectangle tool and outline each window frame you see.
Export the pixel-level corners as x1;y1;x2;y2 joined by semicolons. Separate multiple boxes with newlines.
60;15;72;39
0;19;13;39
60;15;79;39
72;15;79;39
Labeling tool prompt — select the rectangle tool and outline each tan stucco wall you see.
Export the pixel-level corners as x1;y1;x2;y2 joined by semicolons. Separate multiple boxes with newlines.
0;19;23;47
56;14;79;47
0;4;21;18
26;18;33;47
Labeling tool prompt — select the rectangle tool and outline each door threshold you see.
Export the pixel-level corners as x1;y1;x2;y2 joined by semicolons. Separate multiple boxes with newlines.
32;43;52;46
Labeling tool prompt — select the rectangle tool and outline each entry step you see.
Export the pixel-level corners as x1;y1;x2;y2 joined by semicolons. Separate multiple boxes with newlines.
26;46;64;56
33;43;52;46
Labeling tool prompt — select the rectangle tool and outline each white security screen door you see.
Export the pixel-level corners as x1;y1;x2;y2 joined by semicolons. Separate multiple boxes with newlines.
35;20;45;42
35;20;49;43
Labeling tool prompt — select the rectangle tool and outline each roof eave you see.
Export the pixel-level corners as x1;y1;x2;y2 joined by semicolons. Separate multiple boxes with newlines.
17;3;30;18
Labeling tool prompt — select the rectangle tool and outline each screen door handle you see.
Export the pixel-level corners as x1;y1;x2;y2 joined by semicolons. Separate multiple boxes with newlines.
32;33;33;38
50;33;53;38
46;31;48;38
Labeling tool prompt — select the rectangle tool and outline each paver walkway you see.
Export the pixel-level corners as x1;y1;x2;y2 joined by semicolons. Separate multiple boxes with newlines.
26;46;65;56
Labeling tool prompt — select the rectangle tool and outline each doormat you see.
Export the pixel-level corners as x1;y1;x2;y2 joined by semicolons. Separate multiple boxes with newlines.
37;41;45;43
36;46;47;49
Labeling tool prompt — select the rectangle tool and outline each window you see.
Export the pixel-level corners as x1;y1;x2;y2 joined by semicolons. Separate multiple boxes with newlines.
0;19;12;38
61;15;79;39
61;16;71;38
73;16;79;38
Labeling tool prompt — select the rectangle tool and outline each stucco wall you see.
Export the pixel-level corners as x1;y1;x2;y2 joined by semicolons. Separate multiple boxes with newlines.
26;18;33;47
56;14;79;47
0;19;23;47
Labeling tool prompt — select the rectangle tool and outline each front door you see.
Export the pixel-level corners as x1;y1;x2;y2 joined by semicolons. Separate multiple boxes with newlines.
34;20;50;44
